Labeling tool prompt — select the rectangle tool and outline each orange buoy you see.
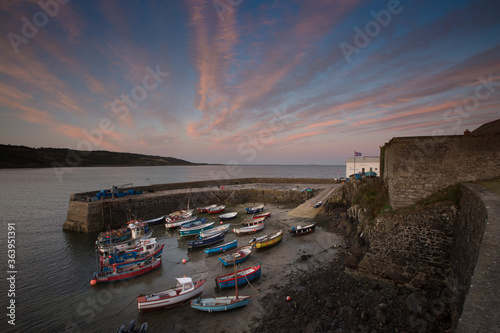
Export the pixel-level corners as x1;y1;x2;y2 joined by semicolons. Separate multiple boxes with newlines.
182;259;187;264
286;296;291;301
220;221;223;224
90;279;97;286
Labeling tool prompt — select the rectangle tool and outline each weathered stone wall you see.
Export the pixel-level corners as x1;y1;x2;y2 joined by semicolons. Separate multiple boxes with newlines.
63;187;311;233
382;134;500;209
357;205;456;290
449;184;488;329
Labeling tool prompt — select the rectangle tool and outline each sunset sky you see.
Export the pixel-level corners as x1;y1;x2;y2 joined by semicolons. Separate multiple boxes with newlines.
1;0;499;165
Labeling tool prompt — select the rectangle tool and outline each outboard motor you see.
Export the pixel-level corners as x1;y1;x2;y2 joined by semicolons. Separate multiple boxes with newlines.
138;322;148;333
128;319;136;332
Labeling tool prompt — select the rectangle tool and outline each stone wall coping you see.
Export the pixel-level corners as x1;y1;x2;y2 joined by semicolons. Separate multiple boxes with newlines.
456;183;500;333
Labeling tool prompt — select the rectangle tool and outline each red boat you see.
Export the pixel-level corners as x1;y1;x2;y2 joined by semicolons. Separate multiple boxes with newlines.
215;263;262;289
197;204;216;213
253;212;271;219
91;257;161;284
208;205;225;214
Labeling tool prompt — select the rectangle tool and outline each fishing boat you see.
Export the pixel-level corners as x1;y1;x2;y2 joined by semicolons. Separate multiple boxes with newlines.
168;209;194;220
99;239;164;270
96;223;152;250
208;205;225;214
218;212;238;220
289;223;316;236
136;275;206;313
215;263;262;289
192;251;251;312
186;231;225;249
98;238;143;255
249;230;283;249
245;204;264;214
164;215;198;229
179;221;214;237
179;217;207;229
197;204;217;213
204;239;238;255
233;222;264;235
313;201;322;208
91;257;161;284
141;215;166;226
241;217;265;226
253;212;271;219
199;224;230;238
218;245;252;266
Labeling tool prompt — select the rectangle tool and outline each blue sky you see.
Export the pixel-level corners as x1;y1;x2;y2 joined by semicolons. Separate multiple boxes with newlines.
1;0;499;165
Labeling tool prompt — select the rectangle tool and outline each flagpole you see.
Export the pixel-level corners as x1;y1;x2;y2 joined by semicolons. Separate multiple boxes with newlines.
353;151;356;179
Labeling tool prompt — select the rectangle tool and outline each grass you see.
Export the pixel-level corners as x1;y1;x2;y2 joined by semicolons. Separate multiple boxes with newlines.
478;177;500;195
416;183;461;207
351;179;390;219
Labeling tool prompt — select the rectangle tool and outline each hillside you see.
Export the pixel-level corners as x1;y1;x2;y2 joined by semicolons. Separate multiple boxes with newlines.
0;144;203;168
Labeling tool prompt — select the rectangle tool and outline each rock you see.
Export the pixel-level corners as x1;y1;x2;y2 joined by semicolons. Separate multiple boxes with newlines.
406;293;428;315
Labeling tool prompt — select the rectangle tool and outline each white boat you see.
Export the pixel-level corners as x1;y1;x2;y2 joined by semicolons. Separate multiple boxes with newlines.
241;217;265;226
137;275;206;313
233;222;264;235
218;212;238;220
165;215;198;229
199;224;231;238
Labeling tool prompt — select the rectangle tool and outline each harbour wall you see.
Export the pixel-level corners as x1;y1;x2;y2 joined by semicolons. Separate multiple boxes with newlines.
332;179;498;330
63;178;333;232
382;134;500;209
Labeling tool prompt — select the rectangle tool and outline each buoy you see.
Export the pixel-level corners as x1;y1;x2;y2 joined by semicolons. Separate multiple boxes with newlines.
286;296;291;301
220;221;223;224
90;280;97;286
182;259;187;264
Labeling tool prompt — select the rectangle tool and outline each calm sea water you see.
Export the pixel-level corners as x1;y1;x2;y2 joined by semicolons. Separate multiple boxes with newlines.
0;165;344;332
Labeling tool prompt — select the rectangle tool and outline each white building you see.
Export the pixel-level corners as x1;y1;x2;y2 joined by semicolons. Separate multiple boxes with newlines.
346;156;380;178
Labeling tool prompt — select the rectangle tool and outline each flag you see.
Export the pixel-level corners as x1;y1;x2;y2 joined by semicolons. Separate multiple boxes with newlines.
355;151;362;156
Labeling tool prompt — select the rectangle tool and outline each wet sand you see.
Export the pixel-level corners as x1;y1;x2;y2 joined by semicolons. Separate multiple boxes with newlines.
142;203;342;332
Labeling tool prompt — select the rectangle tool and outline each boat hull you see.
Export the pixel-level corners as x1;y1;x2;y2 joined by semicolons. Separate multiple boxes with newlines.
289;224;316;236
218;246;252;267
251;231;283;249
179;222;214;237
137;280;206;313
204;239;238;255
187;232;224;249
190;296;250;312
216;264;261;289
93;258;161;283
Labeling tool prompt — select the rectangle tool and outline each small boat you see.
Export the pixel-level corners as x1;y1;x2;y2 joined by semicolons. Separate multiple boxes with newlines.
199;224;230;238
187;231;225;249
245;204;264;214
253;212;271;219
313;201;322;208
289;223;316;236
197;204;217;213
128;215;165;226
96;227;131;246
179;217;207;229
91;257;161;284
137;275;206;313
219;212;238;220
219;245;252;266
241;217;265;226
249;230;283;249
179;222;214;237
98;238;143;255
96;223;153;250
168;209;194;220
192;250;251;312
165;215;198;229
215;263;262;289
208;205;226;214
233;222;264;235
204;239;238;255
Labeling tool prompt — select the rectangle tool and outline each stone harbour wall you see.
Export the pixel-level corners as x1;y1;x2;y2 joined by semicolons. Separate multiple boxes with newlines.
382;134;500;209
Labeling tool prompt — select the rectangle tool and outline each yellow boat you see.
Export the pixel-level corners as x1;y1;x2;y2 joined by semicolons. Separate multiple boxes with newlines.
249;230;283;249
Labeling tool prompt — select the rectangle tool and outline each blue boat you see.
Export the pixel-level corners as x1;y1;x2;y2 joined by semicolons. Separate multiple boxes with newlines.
204;239;238;255
215;263;262;289
218;245;252;267
187;231;225;249
180;217;207;229
245;204;264;214
190;295;250;312
141;215;166;226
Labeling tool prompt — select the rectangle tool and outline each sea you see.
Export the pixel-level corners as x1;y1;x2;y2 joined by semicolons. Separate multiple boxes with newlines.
0;165;345;332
